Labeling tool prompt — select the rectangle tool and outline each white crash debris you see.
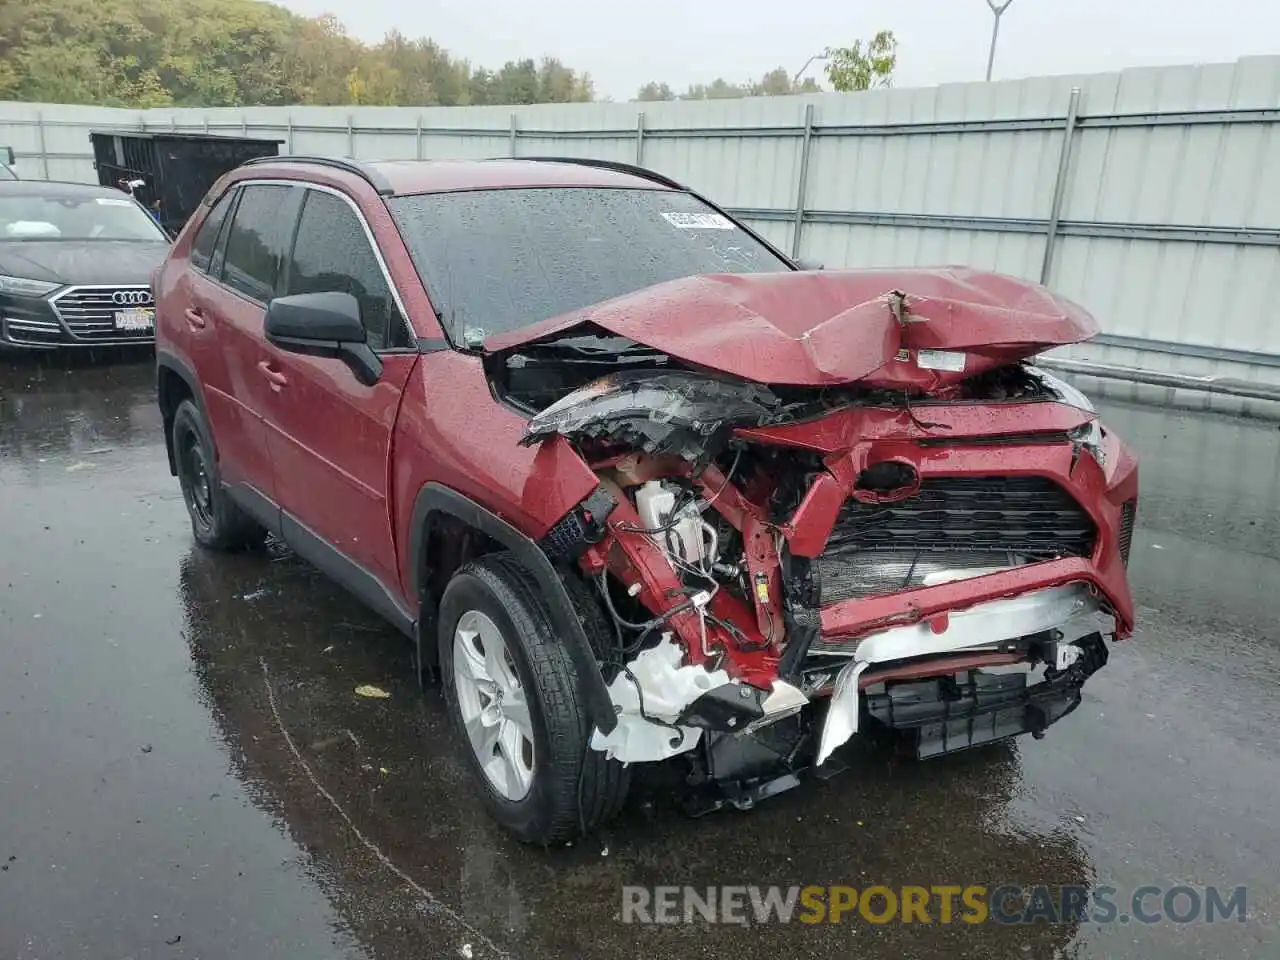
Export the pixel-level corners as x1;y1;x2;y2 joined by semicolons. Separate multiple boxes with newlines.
590;634;729;763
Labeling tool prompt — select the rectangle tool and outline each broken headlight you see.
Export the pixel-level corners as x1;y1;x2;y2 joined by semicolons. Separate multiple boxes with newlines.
519;370;783;463
1032;367;1106;467
1068;418;1106;467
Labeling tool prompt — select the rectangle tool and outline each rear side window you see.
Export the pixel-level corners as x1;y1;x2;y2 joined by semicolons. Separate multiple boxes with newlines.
189;190;235;273
284;189;409;351
220;184;294;302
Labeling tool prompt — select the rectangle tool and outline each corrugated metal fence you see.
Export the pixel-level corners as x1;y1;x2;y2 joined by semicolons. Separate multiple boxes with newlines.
3;56;1280;412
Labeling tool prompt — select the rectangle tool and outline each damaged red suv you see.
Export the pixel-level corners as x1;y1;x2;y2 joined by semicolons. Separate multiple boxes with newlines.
153;156;1138;844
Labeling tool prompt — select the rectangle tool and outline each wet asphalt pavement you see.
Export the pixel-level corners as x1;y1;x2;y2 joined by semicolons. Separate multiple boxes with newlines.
1;353;1277;960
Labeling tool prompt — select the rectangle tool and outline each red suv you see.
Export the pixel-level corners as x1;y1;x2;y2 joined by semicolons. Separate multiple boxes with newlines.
154;156;1138;844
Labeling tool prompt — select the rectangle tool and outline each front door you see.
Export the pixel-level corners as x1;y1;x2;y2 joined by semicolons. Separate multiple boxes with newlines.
259;186;418;596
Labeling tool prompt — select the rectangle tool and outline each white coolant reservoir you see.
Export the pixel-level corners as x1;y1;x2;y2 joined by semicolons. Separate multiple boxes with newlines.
635;480;705;568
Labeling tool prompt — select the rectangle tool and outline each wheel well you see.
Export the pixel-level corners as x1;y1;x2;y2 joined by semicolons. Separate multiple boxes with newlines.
415;511;502;670
157;365;194;476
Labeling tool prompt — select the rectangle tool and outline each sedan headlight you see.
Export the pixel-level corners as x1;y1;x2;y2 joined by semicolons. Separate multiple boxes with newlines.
0;275;59;298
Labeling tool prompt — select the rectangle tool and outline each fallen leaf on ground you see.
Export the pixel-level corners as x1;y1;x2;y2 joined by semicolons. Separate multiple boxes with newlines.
354;684;391;699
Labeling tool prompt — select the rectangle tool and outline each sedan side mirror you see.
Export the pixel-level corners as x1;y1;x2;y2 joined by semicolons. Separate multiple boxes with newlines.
264;291;383;386
794;257;825;271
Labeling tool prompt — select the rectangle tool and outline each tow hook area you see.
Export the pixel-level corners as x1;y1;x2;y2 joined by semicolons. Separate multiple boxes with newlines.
681;713;850;817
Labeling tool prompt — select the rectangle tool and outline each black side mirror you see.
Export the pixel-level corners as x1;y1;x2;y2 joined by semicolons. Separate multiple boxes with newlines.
795;257;825;271
264;291;383;386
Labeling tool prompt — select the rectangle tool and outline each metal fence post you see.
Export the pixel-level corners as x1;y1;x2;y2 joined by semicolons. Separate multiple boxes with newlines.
509;114;518;157
347;114;355;158
1040;86;1082;287
241;116;247;136
790;102;816;259
203;117;209;135
636;112;646;165
170;115;177;132
35;111;49;179
286;115;294;153
416;115;424;160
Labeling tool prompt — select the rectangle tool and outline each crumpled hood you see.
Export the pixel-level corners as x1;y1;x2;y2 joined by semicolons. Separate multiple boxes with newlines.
484;267;1100;389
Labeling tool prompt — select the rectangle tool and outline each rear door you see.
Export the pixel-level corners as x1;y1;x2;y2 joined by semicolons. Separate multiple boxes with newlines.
196;181;302;510
174;185;270;500
260;185;418;594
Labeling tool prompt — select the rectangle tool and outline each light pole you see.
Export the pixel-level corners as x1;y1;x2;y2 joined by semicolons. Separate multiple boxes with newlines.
793;53;828;88
985;0;1016;82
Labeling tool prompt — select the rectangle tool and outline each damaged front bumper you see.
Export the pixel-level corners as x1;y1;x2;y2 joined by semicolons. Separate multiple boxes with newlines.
591;579;1116;774
815;582;1111;765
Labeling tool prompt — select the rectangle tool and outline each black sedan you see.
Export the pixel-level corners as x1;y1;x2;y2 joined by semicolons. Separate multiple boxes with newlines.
0;180;170;349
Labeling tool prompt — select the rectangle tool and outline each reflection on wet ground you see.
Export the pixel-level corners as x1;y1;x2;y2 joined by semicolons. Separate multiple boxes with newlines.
0;354;1276;959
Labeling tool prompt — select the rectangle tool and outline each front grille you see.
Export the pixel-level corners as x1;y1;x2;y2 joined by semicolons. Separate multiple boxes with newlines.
1118;499;1137;567
823;476;1096;575
49;286;155;342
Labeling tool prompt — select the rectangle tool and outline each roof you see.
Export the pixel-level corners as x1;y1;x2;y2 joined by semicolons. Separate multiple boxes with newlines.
239;157;680;197
0;179;136;199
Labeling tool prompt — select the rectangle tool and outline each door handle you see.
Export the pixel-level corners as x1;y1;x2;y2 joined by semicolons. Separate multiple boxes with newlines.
183;307;206;329
257;360;288;391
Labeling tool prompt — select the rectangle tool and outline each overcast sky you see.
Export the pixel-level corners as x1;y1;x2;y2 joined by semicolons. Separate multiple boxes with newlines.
277;0;1276;100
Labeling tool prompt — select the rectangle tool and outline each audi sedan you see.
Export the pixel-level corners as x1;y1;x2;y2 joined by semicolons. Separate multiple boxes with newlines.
0;179;170;350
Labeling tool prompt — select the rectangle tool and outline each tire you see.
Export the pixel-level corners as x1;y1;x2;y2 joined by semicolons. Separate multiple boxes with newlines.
171;398;266;551
438;552;630;844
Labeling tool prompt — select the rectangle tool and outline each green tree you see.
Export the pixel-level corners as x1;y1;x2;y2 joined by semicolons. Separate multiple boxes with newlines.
635;67;824;102
0;0;597;108
823;30;897;92
635;81;674;102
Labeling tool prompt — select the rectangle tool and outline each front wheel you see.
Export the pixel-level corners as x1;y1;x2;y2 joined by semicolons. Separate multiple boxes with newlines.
438;553;630;844
171;399;265;551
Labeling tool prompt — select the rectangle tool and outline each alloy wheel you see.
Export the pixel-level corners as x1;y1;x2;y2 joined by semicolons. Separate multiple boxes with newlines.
452;610;536;801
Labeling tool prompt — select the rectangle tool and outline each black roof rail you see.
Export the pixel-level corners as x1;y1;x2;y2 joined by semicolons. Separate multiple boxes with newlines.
239;155;395;195
515;156;688;192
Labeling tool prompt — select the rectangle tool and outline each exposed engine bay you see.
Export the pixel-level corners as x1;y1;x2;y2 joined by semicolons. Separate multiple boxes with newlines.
491;274;1139;811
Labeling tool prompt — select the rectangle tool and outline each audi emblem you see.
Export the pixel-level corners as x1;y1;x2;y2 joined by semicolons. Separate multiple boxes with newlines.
112;290;154;306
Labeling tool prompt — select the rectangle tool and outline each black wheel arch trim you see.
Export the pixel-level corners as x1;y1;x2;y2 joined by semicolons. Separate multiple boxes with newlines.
155;349;207;476
408;482;619;736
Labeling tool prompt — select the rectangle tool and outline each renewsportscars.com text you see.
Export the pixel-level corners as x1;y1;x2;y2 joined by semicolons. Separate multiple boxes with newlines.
620;884;1247;926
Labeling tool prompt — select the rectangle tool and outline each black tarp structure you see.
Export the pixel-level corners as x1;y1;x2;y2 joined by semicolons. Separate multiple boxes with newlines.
89;131;282;236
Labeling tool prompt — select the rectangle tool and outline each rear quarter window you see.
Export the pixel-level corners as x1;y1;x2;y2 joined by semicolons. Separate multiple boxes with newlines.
189;190;235;273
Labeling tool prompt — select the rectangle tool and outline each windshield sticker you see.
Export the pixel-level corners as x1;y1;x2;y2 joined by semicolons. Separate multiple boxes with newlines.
660;211;735;230
95;197;135;206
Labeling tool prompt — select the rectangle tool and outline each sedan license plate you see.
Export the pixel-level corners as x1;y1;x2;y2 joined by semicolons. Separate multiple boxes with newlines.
113;307;155;331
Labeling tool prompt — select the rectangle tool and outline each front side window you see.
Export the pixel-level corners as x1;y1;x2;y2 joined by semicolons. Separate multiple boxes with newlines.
387;187;791;345
220;184;295;302
284;190;408;351
0;193;168;241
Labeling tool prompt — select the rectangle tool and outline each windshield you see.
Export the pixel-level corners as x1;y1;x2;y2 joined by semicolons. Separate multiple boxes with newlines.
0;194;166;241
387;187;791;343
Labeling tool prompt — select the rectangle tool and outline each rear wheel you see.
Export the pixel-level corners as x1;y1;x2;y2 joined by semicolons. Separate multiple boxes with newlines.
172;399;265;551
439;553;630;844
